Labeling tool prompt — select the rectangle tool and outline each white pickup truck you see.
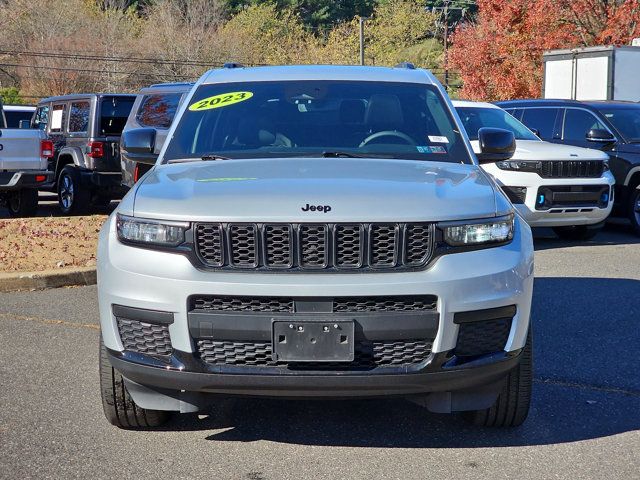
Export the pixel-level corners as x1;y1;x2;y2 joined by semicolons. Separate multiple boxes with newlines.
0;101;54;216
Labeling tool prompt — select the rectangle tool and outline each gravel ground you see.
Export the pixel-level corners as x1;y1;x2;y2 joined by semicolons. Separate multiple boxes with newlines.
0;224;638;480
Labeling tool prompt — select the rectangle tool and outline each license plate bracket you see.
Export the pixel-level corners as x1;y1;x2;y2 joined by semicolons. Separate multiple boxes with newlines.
272;320;355;362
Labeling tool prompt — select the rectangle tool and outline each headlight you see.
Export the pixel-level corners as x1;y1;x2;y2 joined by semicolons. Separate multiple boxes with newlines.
442;214;514;246
116;214;188;247
495;160;540;172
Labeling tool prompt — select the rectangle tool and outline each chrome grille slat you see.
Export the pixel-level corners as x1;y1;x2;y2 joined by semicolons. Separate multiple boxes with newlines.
194;223;434;271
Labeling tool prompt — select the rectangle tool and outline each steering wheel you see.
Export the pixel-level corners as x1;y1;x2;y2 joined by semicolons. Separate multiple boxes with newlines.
359;130;416;148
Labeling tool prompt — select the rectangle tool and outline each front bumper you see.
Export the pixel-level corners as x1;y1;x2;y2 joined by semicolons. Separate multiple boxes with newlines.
98;214;534;402
484;167;615;227
0;170;53;191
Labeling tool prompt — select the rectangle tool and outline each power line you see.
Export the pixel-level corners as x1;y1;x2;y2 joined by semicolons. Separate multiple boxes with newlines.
0;49;267;68
0;62;198;80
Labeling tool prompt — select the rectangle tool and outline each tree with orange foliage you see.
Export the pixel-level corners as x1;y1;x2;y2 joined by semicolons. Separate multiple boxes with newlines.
450;0;640;101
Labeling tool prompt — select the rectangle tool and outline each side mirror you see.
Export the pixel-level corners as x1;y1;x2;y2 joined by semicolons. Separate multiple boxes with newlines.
121;128;158;165
18;119;31;129
587;129;615;143
476;127;516;164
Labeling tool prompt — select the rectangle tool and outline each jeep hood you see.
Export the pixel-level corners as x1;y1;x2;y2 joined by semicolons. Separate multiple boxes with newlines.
470;139;609;161
131;158;500;222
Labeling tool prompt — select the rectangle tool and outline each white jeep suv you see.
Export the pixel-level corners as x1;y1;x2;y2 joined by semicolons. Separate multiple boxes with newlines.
454;101;614;240
98;65;534;429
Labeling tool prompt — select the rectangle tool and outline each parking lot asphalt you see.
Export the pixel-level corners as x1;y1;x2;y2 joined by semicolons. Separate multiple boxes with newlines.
0;224;639;480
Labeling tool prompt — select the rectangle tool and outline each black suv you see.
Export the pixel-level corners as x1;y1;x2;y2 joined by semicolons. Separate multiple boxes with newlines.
32;94;136;214
496;99;640;235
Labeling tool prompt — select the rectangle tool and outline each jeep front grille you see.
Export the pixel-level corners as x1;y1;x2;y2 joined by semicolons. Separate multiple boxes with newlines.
194;223;434;271
539;160;604;178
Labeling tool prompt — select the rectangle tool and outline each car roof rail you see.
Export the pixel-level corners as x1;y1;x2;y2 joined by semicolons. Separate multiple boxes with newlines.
394;62;416;70
223;62;245;69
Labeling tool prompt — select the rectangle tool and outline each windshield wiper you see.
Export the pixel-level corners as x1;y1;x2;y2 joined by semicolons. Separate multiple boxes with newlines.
167;154;231;164
320;151;388;158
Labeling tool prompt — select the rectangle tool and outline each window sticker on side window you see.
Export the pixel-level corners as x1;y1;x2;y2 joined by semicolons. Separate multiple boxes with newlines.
189;92;253;111
51;108;64;130
417;145;447;154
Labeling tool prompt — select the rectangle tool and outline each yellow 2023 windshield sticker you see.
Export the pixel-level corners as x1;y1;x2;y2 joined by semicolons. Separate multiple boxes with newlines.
189;91;253;111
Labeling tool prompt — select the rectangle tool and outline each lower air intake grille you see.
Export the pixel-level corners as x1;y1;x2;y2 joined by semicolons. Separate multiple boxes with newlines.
501;186;527;204
333;295;437;313
116;318;172;356
189;295;436;314
191;296;294;313
196;339;432;369
454;318;512;357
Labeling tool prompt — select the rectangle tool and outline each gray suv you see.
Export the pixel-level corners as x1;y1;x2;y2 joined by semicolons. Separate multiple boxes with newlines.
98;64;535;429
33;94;135;214
120;82;193;189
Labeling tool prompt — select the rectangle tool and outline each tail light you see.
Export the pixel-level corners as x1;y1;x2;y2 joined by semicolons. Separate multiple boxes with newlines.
40;140;54;158
88;141;104;158
133;164;140;183
35;175;47;182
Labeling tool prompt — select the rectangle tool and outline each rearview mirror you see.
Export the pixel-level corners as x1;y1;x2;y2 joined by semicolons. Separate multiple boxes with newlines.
529;127;540;138
476;128;516;164
586;129;615;143
18;119;31;129
121;128;158;165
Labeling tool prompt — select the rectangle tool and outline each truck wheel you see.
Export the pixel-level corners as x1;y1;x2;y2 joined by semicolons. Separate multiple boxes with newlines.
6;189;38;217
99;338;171;429
57;166;90;215
462;329;532;428
552;225;601;241
629;188;640;236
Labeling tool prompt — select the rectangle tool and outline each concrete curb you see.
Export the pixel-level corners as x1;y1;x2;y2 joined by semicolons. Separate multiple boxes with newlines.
0;267;97;292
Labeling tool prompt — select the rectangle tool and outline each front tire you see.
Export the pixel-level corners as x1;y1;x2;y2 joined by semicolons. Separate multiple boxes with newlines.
629;187;640;237
6;188;38;217
552;224;602;241
462;329;533;428
99;338;171;429
57;165;90;215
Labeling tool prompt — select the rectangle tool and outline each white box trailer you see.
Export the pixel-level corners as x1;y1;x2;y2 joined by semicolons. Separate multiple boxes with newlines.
543;45;640;101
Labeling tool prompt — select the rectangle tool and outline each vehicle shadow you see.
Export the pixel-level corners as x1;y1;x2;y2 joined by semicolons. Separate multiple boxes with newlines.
0;193;117;219
157;276;640;448
532;222;640;250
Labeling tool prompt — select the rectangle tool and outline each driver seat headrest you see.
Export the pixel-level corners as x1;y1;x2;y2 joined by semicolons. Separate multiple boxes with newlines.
236;117;276;146
364;94;404;129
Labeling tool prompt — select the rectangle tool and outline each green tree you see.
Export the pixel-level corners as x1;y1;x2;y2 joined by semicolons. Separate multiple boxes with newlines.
223;0;377;30
216;4;319;64
0;87;24;105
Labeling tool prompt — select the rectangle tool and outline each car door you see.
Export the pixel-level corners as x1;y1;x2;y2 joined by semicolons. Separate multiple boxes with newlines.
48;102;68;173
560;107;610;148
520;107;561;142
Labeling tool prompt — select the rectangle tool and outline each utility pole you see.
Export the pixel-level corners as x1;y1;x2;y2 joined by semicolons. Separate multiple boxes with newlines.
430;1;467;92
359;17;368;66
443;0;450;90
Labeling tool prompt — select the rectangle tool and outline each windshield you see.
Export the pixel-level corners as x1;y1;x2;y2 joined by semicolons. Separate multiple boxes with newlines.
163;81;472;164
456;106;539;141
598;106;640;142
